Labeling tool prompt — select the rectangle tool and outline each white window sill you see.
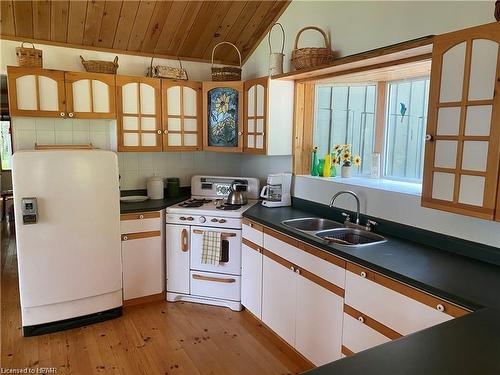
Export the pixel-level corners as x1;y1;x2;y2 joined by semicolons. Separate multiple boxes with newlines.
298;175;422;196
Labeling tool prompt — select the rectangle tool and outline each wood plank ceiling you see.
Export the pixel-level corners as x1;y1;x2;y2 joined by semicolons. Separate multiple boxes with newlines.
0;0;290;65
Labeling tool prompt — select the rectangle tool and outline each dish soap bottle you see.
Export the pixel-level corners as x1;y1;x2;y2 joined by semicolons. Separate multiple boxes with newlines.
323;153;331;177
311;147;319;176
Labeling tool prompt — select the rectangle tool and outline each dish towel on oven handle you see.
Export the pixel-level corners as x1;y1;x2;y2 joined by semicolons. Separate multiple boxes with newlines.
201;231;222;265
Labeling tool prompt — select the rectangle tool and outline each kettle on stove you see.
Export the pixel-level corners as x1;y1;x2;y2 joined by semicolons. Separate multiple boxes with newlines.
227;180;248;205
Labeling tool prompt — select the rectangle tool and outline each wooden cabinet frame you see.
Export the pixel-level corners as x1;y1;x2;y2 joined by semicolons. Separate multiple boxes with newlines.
7;66;66;118
64;71;116;119
161;80;203;151
421;23;500;220
202;81;243;153
244;77;268;154
116;75;162;152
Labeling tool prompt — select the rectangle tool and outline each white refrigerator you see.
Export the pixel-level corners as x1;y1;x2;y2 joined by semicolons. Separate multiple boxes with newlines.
12;150;123;336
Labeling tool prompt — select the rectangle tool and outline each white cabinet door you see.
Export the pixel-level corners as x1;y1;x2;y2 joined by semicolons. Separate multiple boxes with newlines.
122;233;163;300
162;81;202;151
166;224;190;294
65;72;116;119
295;275;343;366
262;255;297;346
241;242;263;319
342;313;390;354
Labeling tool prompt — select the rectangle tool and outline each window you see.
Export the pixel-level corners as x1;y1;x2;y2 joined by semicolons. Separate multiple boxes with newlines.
383;78;430;181
0;120;12;170
314;84;376;175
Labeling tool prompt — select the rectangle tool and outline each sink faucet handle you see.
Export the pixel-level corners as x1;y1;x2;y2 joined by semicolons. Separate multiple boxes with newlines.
341;212;351;223
365;220;378;231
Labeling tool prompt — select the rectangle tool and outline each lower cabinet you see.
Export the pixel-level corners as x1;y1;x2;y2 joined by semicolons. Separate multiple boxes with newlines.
295;275;343;365
166;223;190;294
120;210;164;302
121;232;162;300
262;254;297;346
241;240;263;319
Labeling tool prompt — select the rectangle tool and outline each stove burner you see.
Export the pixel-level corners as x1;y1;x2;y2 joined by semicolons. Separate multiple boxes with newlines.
178;199;212;208
216;204;242;211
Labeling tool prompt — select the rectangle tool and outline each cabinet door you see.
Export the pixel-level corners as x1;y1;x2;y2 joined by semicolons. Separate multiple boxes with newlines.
422;22;500;220
202;81;243;152
295;275;343;366
166;224;190;294
121;231;163;300
244;77;267;154
241;240;263;319
262;253;296;346
65;72;116;119
162;80;202;151
116;76;162;152
7;66;66;118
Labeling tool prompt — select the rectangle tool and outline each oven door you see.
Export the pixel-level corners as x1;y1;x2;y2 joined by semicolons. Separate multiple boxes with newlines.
190;226;241;276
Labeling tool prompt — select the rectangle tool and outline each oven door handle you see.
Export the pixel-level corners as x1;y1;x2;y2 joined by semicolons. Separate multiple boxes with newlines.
192;274;236;283
181;228;188;252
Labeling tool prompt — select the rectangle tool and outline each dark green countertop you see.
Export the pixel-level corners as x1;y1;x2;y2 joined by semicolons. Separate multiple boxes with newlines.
242;201;500;375
119;188;189;214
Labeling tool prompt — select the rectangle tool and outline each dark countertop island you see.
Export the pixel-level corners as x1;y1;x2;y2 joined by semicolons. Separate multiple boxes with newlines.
242;200;500;375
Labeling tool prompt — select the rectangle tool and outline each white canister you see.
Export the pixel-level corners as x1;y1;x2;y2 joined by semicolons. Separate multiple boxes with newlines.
147;175;164;200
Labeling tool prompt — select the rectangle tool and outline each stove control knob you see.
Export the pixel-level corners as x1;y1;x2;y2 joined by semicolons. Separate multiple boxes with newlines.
219;219;227;223
211;218;218;223
187;216;194;221
199;216;206;223
180;216;187;221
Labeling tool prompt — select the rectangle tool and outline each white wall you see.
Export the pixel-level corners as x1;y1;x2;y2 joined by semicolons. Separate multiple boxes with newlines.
294;176;499;247
243;0;495;79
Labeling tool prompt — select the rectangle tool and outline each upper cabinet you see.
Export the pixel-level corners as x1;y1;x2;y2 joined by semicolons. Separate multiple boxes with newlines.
116;76;162;152
65;72;116;119
203;81;244;153
7;66;116;119
7;67;66;118
161;80;202;151
243;77;294;155
422;22;500;221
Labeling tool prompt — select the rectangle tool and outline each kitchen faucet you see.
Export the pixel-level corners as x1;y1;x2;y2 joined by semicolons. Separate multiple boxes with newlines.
329;190;361;224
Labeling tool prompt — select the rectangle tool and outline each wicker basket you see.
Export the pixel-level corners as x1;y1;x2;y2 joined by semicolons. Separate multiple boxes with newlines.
146;57;188;80
16;42;43;68
211;42;242;81
80;55;118;74
291;26;334;70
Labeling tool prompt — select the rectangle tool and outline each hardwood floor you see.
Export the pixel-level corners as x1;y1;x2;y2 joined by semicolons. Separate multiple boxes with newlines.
1;223;314;374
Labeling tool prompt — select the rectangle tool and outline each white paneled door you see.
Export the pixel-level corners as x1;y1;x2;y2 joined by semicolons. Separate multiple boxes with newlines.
422;22;500;220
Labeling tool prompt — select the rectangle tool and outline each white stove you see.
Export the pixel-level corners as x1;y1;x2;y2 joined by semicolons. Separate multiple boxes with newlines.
165;175;260;311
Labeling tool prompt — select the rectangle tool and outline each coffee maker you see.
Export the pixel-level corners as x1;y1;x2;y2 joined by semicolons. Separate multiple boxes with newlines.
260;172;292;207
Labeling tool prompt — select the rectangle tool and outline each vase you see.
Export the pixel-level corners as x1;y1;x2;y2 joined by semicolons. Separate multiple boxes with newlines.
331;164;337;177
311;151;319;176
341;165;352;178
318;159;325;177
323;154;331;177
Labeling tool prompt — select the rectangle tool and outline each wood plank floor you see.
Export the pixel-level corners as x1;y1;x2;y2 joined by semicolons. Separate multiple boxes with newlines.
1;223;314;374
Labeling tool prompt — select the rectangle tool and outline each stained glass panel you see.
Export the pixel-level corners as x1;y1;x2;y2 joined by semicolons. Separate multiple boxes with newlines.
207;87;239;147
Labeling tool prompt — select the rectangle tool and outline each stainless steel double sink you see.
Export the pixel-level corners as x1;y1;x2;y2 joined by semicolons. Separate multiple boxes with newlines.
281;217;386;249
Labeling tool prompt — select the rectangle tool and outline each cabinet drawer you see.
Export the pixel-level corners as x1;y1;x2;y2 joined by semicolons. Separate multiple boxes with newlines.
342;313;390;354
345;264;468;335
242;219;264;246
264;228;345;289
121;211;161;234
190;271;241;301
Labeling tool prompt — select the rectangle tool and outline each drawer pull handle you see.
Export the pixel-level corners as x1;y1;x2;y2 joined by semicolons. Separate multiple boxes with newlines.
180;216;187;221
436;304;445;312
139;214;144;219
290;265;296;272
249;223;253;228
360;271;367;278
358;316;365;324
211;218;218;222
122;235;128;241
295;268;301;275
187;217;194;221
192;274;236;283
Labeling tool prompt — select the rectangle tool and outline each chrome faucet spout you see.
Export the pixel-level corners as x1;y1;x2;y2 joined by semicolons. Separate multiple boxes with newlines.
329;190;361;224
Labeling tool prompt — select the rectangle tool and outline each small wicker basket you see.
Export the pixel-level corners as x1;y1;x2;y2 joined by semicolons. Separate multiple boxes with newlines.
16;42;43;68
80;55;119;74
291;26;334;70
211;42;242;81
